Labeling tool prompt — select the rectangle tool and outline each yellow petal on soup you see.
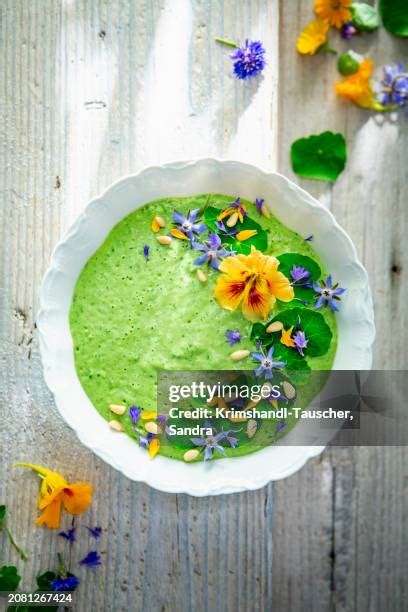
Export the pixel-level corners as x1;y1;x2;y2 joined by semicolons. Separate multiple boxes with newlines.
170;228;189;240
148;438;160;458
281;326;295;348
151;218;161;233
141;410;157;421
236;230;257;242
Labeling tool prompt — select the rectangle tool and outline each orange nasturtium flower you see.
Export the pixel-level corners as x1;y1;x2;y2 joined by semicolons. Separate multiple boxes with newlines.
214;247;294;322
296;19;330;56
314;0;352;29
15;463;93;529
335;59;385;110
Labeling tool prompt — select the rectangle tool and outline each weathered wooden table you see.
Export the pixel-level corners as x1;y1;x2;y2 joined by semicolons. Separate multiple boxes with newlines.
1;1;407;611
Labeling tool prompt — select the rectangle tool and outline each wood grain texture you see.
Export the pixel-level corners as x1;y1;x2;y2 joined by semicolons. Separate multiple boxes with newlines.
0;1;406;611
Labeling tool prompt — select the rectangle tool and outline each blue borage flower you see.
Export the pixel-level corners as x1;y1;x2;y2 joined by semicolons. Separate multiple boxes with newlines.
191;421;239;460
79;551;101;567
230;39;266;80
172;209;207;241
215;220;238;238
226;329;242;346
143;245;149;262
192;232;230;270
377;63;408;110
58;527;76;542
129;405;141;427
51;575;80;592
86;526;102;539
313;275;346;312
290;265;311;286
251;345;286;379
293;330;308;356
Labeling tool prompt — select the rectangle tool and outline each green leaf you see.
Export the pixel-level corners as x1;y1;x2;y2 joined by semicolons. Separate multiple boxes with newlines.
0;565;21;592
270;308;333;357
203;206;268;255
351;3;380;31
380;0;408;37
36;571;56;591
337;51;361;76
291;131;347;182
0;505;6;526
277;253;321;303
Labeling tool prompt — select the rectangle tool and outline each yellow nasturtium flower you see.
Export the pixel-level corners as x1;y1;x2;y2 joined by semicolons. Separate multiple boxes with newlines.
296;19;330;56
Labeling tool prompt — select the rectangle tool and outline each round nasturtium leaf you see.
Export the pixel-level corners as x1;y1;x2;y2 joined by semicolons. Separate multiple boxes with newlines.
351;2;380;32
380;0;408;37
269;308;333;357
277;253;321;303
291;131;347;182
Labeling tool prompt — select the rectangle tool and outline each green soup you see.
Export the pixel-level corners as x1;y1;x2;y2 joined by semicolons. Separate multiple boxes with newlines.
70;194;337;461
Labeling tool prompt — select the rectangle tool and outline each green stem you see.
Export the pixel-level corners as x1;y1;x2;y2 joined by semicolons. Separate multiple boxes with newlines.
319;42;337;55
5;526;28;561
215;37;239;49
57;552;68;577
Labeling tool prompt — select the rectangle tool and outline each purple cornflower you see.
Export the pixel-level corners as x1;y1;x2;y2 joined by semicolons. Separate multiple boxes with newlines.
86;526;102;539
191;422;227;461
226;329;242;346
293;330;308;356
79;551;101;567
251;345;286;380
139;432;154;448
51;575;80;591
276;420;287;434
173;209;207;240
255;198;265;214
377;63;408;109
290;265;311;286
129;405;141;427
58;527;76;542
341;22;358;39
230;40;266;80
215;220;238;237
143;245;149;262
313;276;346;312
192;232;229;270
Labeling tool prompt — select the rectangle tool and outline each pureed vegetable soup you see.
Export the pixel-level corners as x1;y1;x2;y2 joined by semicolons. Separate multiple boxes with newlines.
70;194;340;462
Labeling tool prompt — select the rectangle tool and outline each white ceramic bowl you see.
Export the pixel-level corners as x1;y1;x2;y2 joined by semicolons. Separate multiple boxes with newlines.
37;159;375;496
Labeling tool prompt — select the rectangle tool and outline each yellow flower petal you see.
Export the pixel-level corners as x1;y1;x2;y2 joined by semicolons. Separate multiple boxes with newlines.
148;438;160;458
281;326;295;348
151;218;160;233
296;19;329;55
170;228;189;240
141;410;157;421
236;229;258;242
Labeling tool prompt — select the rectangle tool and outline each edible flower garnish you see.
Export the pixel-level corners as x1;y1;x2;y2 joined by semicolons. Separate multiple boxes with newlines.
192;232;230;270
15;464;92;529
214;247;294;322
215;220;238;238
296;19;330;55
255;198;270;218
86;526;102;538
376;63;407;110
335;59;386;110
172;209;207;241
79;551;101;567
58;527;76;542
341;22;358;39
276;420;287;434
143;245;149;262
280;327;295;348
236;229;258;242
226;329;242;346
129;405;141;427
148;438;160;458
290;265;311;285
191;422;229;460
293;330;309;356
314;0;352;29
251;345;286;379
51;575;80;591
217;198;247;223
313;275;346;312
229;40;266;80
139;432;154;448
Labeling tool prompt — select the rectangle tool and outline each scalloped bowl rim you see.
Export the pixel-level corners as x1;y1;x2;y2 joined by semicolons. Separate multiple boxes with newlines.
37;159;375;496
